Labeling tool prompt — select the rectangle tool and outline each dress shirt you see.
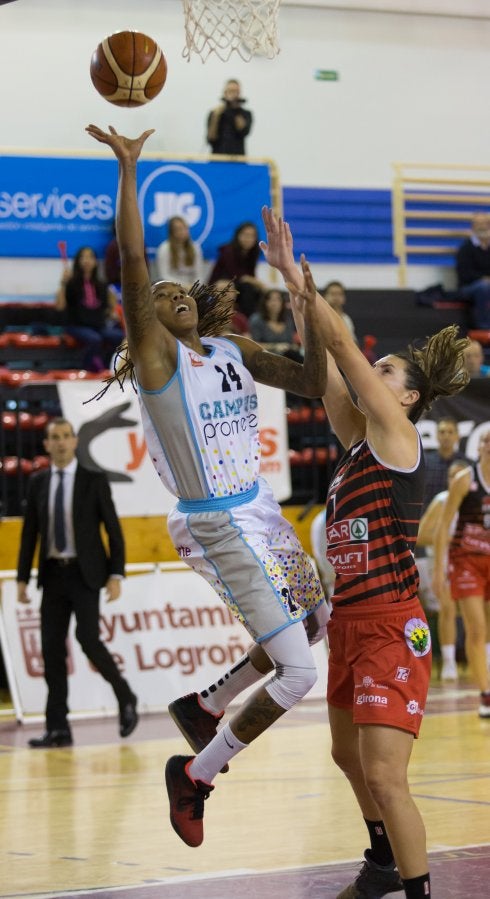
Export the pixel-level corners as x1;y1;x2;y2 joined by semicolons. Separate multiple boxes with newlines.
48;460;77;559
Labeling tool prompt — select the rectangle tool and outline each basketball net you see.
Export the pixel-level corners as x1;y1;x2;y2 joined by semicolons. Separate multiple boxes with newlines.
182;0;282;63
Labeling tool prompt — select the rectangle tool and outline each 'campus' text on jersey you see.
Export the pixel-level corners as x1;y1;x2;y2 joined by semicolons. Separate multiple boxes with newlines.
138;337;261;500
450;463;490;556
325;438;425;607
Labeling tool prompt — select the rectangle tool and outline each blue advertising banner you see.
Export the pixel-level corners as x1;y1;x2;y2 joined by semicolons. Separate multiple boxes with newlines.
0;154;273;261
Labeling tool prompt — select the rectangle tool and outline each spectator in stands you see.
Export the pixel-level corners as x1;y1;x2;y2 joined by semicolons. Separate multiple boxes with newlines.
155;216;207;288
248;288;299;356
16;417;138;747
209;222;265;317
321;281;358;343
206;79;253;156
456;212;490;328
422;417;467;513
463;338;490;378
56;246;125;372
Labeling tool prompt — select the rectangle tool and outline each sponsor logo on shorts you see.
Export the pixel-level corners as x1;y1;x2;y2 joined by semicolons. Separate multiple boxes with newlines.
357;675;388;691
406;699;424;716
177;545;192;557
404;618;431;657
356;693;388;706
395;666;411;682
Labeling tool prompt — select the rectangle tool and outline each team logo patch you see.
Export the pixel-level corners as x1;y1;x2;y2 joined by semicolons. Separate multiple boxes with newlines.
395;666;411;682
406;699;423;716
404;618;431;657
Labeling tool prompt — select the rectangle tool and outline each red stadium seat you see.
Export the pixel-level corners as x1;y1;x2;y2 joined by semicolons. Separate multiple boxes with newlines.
468;329;490;346
0;456;34;475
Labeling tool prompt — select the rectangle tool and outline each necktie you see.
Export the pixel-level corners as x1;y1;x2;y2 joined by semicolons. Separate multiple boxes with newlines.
54;470;66;553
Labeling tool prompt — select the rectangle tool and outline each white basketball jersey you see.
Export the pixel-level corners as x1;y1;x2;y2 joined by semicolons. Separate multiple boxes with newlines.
138;337;261;501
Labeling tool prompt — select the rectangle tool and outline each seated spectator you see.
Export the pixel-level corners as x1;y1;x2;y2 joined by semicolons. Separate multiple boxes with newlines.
456;212;490;328
463;338;490;377
249;288;299;356
56;246;125;372
155;216;207;288
321;281;358;342
208;221;265;317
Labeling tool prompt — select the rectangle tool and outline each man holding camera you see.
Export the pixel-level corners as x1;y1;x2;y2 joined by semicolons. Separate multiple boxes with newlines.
206;79;253;156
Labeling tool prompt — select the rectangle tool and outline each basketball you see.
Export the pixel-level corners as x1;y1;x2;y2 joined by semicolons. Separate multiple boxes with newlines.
90;30;167;107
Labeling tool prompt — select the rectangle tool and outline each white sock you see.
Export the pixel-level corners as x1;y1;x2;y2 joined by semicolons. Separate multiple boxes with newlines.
199;653;265;715
441;644;456;663
189;722;247;784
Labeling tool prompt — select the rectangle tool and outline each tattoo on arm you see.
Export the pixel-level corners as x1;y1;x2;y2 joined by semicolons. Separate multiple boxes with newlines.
123;281;156;344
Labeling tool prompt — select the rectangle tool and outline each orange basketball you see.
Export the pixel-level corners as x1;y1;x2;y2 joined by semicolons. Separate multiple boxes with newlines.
90;30;167;108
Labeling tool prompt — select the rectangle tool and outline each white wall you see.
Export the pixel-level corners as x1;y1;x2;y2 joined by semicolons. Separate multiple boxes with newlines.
1;0;489;292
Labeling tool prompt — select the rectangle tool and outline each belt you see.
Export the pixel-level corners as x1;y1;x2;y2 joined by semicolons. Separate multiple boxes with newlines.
47;557;77;567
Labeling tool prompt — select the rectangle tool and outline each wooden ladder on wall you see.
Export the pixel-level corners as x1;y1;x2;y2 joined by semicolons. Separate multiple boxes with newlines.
392;162;490;287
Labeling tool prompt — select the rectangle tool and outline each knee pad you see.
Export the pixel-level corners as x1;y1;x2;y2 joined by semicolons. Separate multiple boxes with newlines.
265;661;317;710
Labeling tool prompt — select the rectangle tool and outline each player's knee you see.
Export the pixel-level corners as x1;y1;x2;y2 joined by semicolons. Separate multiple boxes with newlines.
265;662;317;710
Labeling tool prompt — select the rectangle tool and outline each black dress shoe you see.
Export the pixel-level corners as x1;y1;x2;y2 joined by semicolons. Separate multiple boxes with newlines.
28;729;73;748
119;697;138;738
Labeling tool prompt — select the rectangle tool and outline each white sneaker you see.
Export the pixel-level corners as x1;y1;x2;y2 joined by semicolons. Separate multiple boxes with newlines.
440;661;458;682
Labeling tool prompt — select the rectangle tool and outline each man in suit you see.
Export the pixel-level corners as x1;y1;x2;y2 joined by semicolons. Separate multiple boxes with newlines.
17;417;138;747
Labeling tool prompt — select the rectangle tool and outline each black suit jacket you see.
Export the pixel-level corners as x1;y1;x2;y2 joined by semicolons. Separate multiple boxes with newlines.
17;464;125;590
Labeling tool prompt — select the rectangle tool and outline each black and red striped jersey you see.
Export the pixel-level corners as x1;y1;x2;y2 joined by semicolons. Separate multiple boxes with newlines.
449;464;490;557
325;437;425;608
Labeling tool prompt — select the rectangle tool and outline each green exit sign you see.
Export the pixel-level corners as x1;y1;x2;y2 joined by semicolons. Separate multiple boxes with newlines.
314;70;339;81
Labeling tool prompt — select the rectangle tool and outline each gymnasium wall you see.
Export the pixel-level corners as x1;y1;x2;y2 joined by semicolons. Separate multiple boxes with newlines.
1;0;490;292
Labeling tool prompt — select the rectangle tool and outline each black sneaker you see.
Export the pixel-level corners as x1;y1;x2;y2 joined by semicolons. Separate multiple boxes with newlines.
165;754;214;847
336;850;404;898
168;692;229;772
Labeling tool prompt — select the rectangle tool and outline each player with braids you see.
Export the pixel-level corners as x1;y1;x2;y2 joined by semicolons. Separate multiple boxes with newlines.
85;125;329;850
261;207;469;899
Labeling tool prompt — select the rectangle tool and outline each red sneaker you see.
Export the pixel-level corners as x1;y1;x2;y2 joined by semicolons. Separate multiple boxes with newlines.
165;755;214;847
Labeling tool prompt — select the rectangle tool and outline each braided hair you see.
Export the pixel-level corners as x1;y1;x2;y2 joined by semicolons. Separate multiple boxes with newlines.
87;279;236;402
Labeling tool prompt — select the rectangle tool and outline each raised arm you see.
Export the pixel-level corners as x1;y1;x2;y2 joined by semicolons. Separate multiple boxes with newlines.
261;207;418;466
85;125;177;388
227;255;326;397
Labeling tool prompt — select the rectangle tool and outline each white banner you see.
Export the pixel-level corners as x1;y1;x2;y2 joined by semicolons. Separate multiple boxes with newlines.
0;568;328;722
57;381;291;516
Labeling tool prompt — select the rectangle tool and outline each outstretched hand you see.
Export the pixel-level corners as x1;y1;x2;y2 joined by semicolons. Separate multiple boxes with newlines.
287;255;317;317
260;205;296;276
85;124;155;163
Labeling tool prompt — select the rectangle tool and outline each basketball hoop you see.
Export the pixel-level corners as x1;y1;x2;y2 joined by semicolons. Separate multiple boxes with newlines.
182;0;282;63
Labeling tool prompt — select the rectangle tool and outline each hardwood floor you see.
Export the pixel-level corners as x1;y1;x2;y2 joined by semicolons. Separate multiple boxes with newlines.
1;680;489;899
